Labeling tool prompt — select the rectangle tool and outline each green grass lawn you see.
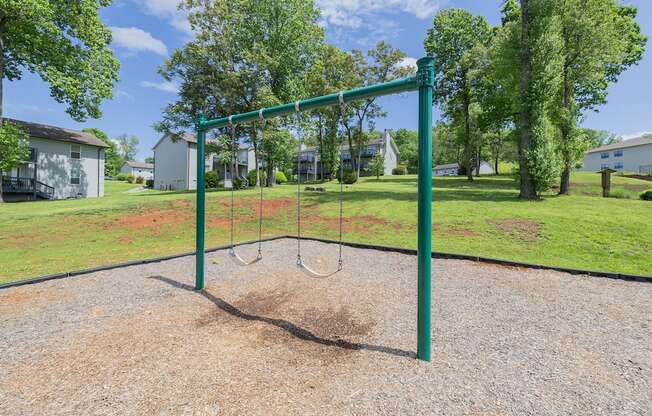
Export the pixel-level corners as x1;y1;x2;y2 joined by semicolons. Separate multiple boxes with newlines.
1;174;650;284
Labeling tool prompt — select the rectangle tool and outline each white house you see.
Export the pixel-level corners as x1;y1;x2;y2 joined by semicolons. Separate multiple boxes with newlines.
432;161;494;177
581;136;652;174
1;118;107;201
152;133;256;191
296;130;399;181
120;161;154;180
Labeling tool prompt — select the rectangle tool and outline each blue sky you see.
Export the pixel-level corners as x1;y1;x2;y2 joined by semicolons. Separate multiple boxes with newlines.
6;0;652;161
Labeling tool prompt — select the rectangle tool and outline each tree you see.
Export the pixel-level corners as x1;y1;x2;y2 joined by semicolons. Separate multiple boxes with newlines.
157;0;324;188
369;153;385;179
347;42;411;178
0;120;29;202
83;127;122;177
554;0;646;194
0;0;119;121
304;44;358;181
115;134;139;161
145;156;154;164
583;128;621;149
391;128;418;171
425;9;491;182
259;127;296;186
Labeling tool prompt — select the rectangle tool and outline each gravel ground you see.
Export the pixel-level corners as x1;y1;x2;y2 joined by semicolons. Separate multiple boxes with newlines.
1;238;650;416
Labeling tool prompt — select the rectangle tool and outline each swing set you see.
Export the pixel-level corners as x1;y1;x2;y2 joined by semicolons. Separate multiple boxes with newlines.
194;57;435;361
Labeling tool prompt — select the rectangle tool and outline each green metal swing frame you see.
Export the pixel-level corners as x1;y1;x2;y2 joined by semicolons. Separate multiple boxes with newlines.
193;57;435;362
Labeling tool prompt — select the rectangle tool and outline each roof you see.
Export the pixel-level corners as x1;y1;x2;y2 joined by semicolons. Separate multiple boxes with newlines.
124;161;154;169
587;136;652;154
5;118;110;148
152;132;250;151
434;163;460;170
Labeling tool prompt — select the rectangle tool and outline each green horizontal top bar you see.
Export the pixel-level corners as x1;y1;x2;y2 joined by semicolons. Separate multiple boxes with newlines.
200;75;418;131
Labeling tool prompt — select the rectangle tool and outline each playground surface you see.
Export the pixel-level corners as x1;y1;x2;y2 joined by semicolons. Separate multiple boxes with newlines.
1;239;650;415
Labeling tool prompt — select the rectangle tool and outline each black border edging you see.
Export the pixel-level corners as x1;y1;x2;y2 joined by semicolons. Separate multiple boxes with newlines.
0;235;287;290
290;235;652;284
1;234;650;290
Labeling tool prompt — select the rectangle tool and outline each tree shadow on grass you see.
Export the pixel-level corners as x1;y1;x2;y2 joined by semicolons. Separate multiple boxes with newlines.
148;274;415;359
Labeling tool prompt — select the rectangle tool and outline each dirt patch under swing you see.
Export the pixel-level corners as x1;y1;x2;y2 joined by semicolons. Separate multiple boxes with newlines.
490;218;541;242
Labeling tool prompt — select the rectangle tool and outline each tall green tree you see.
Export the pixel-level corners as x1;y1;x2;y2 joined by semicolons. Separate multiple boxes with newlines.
0;0;119;121
0;120;28;202
115;134;139;161
425;9;491;182
157;0;324;187
346;42;410;177
554;0;646;194
304;44;358;181
259;127;296;186
391;128;418;171
83;127;122;177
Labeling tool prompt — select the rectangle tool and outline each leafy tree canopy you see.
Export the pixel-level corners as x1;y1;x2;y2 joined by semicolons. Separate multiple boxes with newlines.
0;0;120;120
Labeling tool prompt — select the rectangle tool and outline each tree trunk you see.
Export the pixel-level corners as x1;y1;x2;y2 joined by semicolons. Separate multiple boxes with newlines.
0;31;4;121
463;95;474;182
345;125;355;173
558;66;571;195
518;0;538;200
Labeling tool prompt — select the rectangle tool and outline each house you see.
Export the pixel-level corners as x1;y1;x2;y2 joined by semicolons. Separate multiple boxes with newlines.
1;118;107;202
295;130;399;181
432;161;494;177
581;136;652;174
120;161;154;180
152;133;256;191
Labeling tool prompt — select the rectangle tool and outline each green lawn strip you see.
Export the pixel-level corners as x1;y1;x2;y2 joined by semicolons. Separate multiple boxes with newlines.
0;174;650;283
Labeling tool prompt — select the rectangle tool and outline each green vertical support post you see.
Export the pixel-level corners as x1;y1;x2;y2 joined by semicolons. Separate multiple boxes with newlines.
195;114;207;291
416;57;434;362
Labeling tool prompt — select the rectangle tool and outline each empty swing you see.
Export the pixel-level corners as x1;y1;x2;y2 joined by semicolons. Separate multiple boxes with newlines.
228;111;265;266
293;94;346;278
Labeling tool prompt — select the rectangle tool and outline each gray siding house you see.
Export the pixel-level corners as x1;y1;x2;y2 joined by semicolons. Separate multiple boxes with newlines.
120;161;154;180
296;130;399;181
1;119;107;201
581;136;652;173
432;161;494;177
153;133;256;190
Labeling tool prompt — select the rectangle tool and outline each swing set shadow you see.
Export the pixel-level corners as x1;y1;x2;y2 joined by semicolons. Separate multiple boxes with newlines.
147;274;415;359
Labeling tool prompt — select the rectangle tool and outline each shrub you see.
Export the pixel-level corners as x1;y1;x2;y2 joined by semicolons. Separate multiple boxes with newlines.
338;169;358;184
205;171;219;188
126;174;135;183
145;179;154;188
407;166;418;174
232;177;244;190
275;171;287;184
608;188;636;199
247;169;266;187
640;190;652;201
392;166;407;175
135;176;144;184
115;173;129;181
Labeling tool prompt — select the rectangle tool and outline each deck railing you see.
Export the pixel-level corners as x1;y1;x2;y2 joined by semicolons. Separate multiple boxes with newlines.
1;176;55;199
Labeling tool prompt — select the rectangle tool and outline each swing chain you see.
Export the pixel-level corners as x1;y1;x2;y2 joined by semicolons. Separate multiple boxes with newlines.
228;116;236;253
256;110;266;259
295;107;303;265
337;92;345;270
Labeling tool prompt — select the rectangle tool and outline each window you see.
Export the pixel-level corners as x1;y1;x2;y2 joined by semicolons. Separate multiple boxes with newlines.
601;163;610;170
70;166;80;185
71;144;81;160
600;152;609;159
614;150;623;157
614;162;623;170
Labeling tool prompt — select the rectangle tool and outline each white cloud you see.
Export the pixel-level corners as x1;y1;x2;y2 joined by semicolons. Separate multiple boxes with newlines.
316;0;443;29
138;0;192;34
397;56;418;71
621;131;652;140
110;27;169;56
141;80;179;93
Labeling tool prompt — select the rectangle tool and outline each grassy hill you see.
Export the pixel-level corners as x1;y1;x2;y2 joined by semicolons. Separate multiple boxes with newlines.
0;173;650;283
